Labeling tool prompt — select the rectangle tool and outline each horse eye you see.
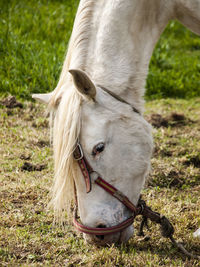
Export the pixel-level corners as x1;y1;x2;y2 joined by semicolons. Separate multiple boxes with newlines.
92;142;105;156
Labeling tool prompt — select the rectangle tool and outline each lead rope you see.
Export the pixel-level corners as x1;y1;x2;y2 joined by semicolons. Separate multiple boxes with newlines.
137;199;200;260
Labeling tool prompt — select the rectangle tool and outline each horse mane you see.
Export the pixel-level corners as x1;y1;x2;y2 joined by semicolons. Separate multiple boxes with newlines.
49;0;95;222
50;88;82;222
50;0;95;106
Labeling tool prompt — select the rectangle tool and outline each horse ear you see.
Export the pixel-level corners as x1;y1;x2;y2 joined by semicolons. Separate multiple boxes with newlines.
32;92;53;104
69;69;96;100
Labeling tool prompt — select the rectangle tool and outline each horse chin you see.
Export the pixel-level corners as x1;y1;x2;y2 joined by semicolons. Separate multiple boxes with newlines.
83;225;134;246
119;225;134;243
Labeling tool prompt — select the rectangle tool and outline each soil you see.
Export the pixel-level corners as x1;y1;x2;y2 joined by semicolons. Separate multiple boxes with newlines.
146;112;193;128
20;154;31;160
0;96;23;109
183;155;200;168
146;113;169;128
1;97;200;266
36;140;50;147
21;162;47;172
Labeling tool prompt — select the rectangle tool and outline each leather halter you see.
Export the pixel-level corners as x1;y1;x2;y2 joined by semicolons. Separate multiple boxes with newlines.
99;85;141;115
73;88;142;235
73;142;143;235
73;144;200;259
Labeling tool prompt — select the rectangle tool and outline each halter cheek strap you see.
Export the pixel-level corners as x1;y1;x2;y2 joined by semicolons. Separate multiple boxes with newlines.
73;143;138;215
95;177;138;214
74;143;92;193
73;143;141;235
74;143;138;211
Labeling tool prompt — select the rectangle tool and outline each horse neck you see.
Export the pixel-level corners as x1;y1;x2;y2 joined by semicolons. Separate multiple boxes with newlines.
71;0;174;112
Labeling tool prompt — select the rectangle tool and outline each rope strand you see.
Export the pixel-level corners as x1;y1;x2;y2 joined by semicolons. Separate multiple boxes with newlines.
138;200;200;260
170;236;200;260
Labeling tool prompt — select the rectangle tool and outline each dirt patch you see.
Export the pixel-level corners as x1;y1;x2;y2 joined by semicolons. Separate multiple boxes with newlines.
147;112;191;128
153;145;173;157
32;119;49;128
169;177;183;187
183;155;200;168
169;113;185;121
36;140;50;147
20;153;31;160
0;96;23;109
167;170;184;187
147;113;168;128
148;170;184;188
167;112;189;126
21;162;47;171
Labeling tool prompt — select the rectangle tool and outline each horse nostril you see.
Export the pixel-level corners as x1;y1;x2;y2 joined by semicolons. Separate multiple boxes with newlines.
95;224;106;240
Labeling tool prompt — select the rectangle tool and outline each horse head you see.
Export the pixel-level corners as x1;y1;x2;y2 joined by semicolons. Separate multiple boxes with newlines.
33;69;153;245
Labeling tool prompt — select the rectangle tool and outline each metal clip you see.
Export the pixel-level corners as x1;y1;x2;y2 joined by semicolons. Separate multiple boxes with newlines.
74;143;84;161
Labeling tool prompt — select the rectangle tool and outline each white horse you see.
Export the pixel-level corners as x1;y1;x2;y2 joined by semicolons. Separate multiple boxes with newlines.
33;0;200;245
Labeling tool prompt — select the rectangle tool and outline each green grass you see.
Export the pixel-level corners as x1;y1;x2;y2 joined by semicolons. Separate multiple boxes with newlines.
0;0;79;99
0;98;200;266
146;21;200;99
0;1;200;265
0;0;200;100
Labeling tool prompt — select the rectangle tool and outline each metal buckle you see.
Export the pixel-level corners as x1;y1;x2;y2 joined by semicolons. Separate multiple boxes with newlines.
74;143;84;161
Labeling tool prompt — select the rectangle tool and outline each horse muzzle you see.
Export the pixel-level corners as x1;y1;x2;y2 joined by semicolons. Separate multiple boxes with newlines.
83;224;134;245
73;142;143;245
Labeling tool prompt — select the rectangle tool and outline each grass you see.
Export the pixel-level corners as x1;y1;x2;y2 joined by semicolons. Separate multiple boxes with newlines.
0;0;79;99
146;21;200;99
0;0;200;100
0;98;200;266
0;0;200;265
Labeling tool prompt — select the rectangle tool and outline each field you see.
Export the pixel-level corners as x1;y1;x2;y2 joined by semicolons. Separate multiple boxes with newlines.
0;0;200;99
0;97;200;266
1;0;200;266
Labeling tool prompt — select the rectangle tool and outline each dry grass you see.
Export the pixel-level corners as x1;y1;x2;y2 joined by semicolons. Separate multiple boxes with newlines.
0;97;200;266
